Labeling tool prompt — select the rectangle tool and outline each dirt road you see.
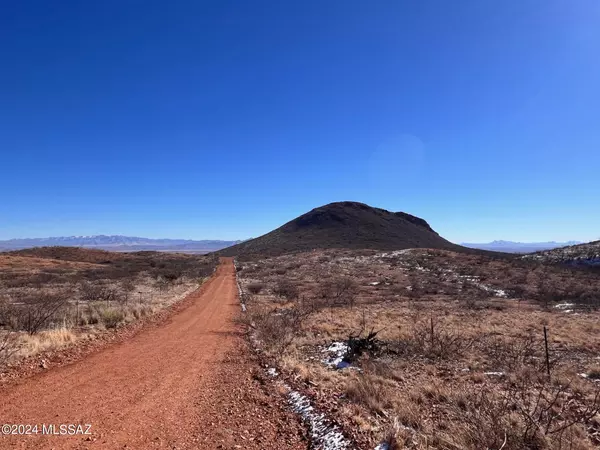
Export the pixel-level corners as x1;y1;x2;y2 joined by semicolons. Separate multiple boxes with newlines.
0;258;306;449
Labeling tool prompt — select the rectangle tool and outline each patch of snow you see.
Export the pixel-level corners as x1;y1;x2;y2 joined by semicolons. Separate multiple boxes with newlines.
288;388;351;450
369;281;381;286
233;259;247;312
555;303;575;310
578;373;600;382
267;367;278;377
322;341;350;369
336;361;352;370
446;271;508;297
484;371;505;377
374;444;390;450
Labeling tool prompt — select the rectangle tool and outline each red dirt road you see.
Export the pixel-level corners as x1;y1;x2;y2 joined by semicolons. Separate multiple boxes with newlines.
0;258;306;449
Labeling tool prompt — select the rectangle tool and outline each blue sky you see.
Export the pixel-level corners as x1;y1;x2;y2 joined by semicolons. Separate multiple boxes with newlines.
1;1;599;243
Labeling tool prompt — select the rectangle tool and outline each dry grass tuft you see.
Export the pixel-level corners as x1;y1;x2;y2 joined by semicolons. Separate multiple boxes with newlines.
16;327;77;359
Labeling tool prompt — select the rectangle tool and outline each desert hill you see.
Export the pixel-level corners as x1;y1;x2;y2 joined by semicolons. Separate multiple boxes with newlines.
523;240;600;266
217;201;479;257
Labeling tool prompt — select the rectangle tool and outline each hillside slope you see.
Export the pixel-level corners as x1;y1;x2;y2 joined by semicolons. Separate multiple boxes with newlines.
218;201;471;257
522;240;600;266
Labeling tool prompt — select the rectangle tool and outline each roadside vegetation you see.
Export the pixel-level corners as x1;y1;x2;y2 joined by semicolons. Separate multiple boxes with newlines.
237;249;600;449
0;247;217;368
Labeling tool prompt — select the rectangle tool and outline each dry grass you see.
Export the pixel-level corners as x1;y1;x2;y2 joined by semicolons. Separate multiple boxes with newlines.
239;248;600;449
0;250;217;369
14;328;77;360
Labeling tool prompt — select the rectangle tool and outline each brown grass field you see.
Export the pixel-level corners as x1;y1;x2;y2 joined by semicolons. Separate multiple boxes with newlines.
237;248;600;449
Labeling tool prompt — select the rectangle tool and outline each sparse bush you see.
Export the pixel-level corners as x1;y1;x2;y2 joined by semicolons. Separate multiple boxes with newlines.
483;333;540;371
129;305;154;320
321;277;359;308
154;277;172;292
97;307;126;329
247;282;264;294
273;279;299;300
460;286;489;309
0;330;16;368
11;292;69;335
392;318;477;360
80;282;119;302
242;306;307;353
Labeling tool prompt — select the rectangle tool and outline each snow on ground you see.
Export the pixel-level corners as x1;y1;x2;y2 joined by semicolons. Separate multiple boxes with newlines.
233;259;247;311
262;366;352;449
287;388;352;450
555;303;575;313
263;367;353;449
374;444;390;450
446;273;508;298
322;341;350;369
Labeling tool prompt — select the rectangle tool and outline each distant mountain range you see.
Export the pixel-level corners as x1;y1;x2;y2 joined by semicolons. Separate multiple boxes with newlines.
461;240;582;254
0;235;241;253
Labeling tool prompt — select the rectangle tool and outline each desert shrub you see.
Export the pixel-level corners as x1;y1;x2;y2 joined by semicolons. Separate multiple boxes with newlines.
0;330;16;368
155;270;181;283
273;279;299;300
483;333;541;371
574;289;600;309
319;277;359;307
345;329;381;363
460;286;489;309
392;318;477;360
85;307;100;325
247;282;264;294
0;297;14;327
10;292;69;335
445;387;544;449
154;277;172;292
120;279;136;293
80;282;119;302
97;307;126;328
243;306;307;353
129;304;154;320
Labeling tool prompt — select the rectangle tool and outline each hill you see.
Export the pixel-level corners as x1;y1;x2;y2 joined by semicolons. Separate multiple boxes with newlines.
0;235;240;253
9;246;127;264
522;240;600;266
217;201;481;257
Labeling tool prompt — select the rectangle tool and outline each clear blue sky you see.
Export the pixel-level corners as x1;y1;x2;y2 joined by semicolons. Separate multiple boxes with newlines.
1;1;599;243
